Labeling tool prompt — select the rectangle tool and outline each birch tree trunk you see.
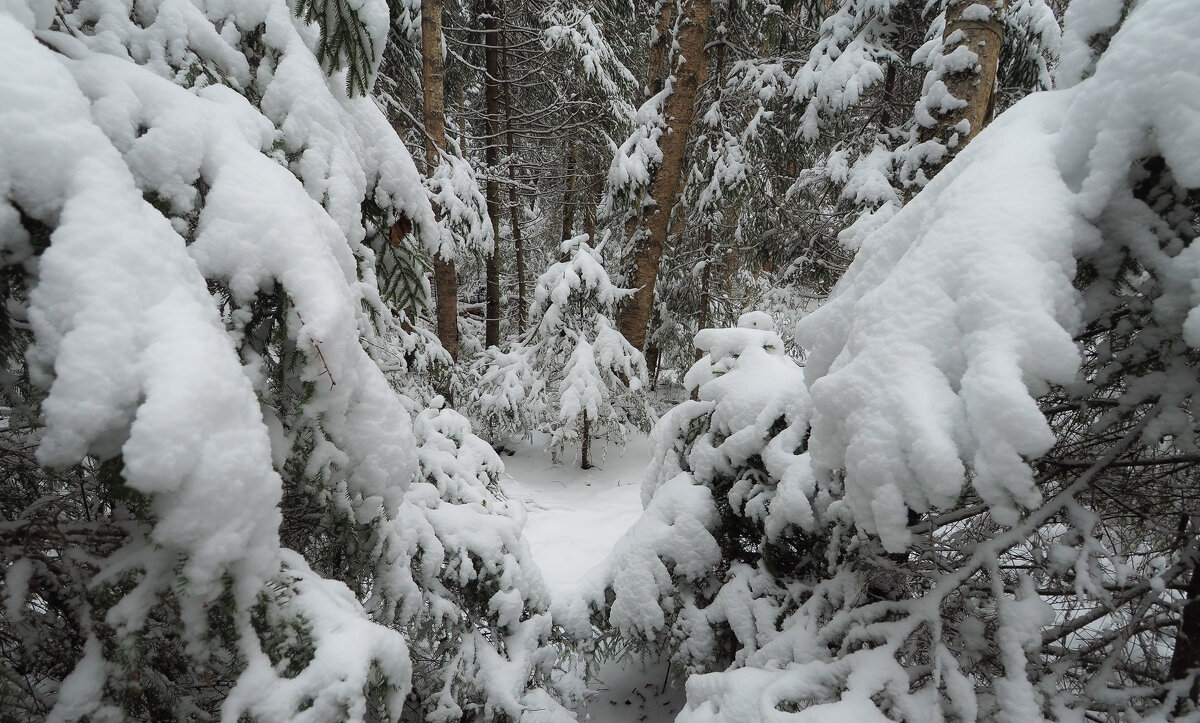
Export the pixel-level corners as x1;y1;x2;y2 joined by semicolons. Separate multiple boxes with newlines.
422;0;459;360
920;0;1006;177
617;0;711;352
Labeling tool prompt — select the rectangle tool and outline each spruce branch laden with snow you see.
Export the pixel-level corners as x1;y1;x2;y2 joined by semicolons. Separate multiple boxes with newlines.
591;0;1200;719
0;0;574;720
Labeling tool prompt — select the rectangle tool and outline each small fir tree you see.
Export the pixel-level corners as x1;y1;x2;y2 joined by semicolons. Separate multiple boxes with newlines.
516;236;650;469
584;311;813;675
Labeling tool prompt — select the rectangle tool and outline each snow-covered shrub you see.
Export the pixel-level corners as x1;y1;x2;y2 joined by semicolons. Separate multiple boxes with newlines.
467;236;649;466
466;345;547;447
0;1;569;720
582;311;816;676
601;84;669;238
784;0;1059;199
524;237;650;469
633;0;1200;720
0;1;424;716
386;406;577;722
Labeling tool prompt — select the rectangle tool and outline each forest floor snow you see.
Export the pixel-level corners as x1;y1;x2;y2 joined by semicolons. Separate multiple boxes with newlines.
500;432;686;722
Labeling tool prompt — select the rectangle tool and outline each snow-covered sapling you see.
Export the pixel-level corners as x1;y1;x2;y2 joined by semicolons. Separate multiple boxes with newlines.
526;236;650;469
585;311;815;675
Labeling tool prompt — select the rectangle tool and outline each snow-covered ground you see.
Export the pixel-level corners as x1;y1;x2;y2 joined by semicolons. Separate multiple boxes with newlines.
501;433;686;722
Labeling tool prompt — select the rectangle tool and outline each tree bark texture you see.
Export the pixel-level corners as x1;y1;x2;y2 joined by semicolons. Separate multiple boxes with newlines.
583;169;601;245
561;143;578;242
646;344;661;390
621;0;676;249
580;411;591;470
482;0;503;349
422;0;459;360
928;1;1005;157
696;225;713;363
617;0;711;352
500;30;527;333
646;1;673;100
695;19;725;354
1170;519;1200;707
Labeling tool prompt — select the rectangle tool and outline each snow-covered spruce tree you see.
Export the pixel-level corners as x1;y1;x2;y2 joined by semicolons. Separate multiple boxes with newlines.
783;0;1059;198
0;3;420;717
377;0;493;368
581;311;813;676
0;1;572;721
523;237;649;469
599;0;1057;381
528;0;641;264
391;405;580;721
591;0;1200;719
393;0;638;353
466;345;546;449
718;0;1060;296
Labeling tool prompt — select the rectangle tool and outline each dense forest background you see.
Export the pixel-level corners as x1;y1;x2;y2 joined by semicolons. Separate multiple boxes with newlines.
2;0;1199;720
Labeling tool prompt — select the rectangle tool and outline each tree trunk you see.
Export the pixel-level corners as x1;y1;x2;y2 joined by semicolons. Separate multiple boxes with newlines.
646;1;673;100
617;0;711;352
500;29;527;334
432;259;459;357
422;0;459;360
583;169;601;245
921;0;1005;173
690;231;711;401
1170;518;1200;707
943;0;1005;145
696;226;713;362
580;410;591;470
880;61;897;129
721;242;738;313
560;143;578;242
695;19;724;361
646;344;661;390
482;0;503;349
619;0;677;256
